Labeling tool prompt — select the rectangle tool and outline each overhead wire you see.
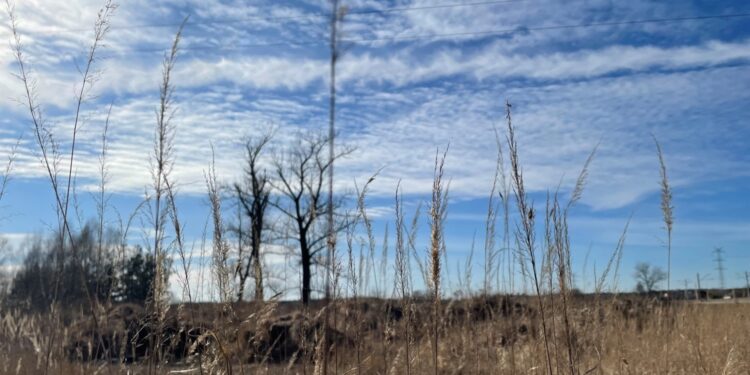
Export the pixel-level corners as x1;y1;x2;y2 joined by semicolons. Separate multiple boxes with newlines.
13;1;750;57
103;12;750;55
37;0;530;32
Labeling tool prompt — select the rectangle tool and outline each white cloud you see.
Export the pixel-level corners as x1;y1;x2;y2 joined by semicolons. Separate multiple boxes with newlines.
91;38;750;98
1;0;748;214
5;63;749;212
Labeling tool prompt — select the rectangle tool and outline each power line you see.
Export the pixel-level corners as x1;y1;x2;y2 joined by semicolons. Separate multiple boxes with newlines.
352;13;750;42
36;0;530;33
104;11;750;55
346;0;526;17
342;13;750;44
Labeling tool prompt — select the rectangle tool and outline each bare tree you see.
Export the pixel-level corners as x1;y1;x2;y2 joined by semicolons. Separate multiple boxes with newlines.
634;262;667;293
233;131;273;302
271;132;351;305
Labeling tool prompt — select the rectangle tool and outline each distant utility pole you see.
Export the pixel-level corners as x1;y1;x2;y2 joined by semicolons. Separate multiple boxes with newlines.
695;273;702;301
325;0;342;305
713;247;726;290
745;271;750;298
682;279;690;300
323;2;345;375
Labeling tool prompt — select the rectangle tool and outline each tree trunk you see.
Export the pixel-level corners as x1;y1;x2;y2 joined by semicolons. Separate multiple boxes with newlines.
252;235;264;301
299;220;312;305
301;247;311;305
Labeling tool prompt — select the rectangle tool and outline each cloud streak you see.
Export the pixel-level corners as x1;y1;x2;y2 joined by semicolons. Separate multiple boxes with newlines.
1;0;748;215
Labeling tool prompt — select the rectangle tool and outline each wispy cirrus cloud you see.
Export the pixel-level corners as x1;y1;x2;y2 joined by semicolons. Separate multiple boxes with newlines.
1;0;749;214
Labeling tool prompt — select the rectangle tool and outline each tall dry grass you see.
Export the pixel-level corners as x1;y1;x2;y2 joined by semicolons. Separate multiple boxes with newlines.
428;148;448;375
5;0;116;373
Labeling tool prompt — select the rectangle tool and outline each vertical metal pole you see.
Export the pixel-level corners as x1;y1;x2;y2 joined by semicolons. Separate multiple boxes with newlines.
323;2;339;374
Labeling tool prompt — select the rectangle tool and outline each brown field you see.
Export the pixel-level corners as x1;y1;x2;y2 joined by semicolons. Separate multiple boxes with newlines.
0;296;748;374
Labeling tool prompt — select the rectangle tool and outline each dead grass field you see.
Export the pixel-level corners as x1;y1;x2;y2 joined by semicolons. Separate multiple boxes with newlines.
0;297;748;374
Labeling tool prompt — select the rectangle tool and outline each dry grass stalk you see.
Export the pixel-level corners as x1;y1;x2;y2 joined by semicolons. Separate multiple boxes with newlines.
653;137;673;292
341;173;378;375
394;181;413;375
429;147;448;375
147;18;186;371
95;105;112;305
206;147;232;304
492;124;515;374
0;138;18;205
163;151;202;367
484;141;502;296
553;144;596;374
653;136;674;374
596;217;631;294
505;100;554;375
5;1;117;372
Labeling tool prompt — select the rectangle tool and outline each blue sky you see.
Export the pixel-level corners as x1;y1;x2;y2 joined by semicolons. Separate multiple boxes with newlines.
0;0;749;299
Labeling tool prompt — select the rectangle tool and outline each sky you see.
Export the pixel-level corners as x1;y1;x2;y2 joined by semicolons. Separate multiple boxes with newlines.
0;0;749;300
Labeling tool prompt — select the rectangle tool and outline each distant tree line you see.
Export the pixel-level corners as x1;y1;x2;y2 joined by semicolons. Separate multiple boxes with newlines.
3;221;162;311
3;129;353;309
0;129;354;310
